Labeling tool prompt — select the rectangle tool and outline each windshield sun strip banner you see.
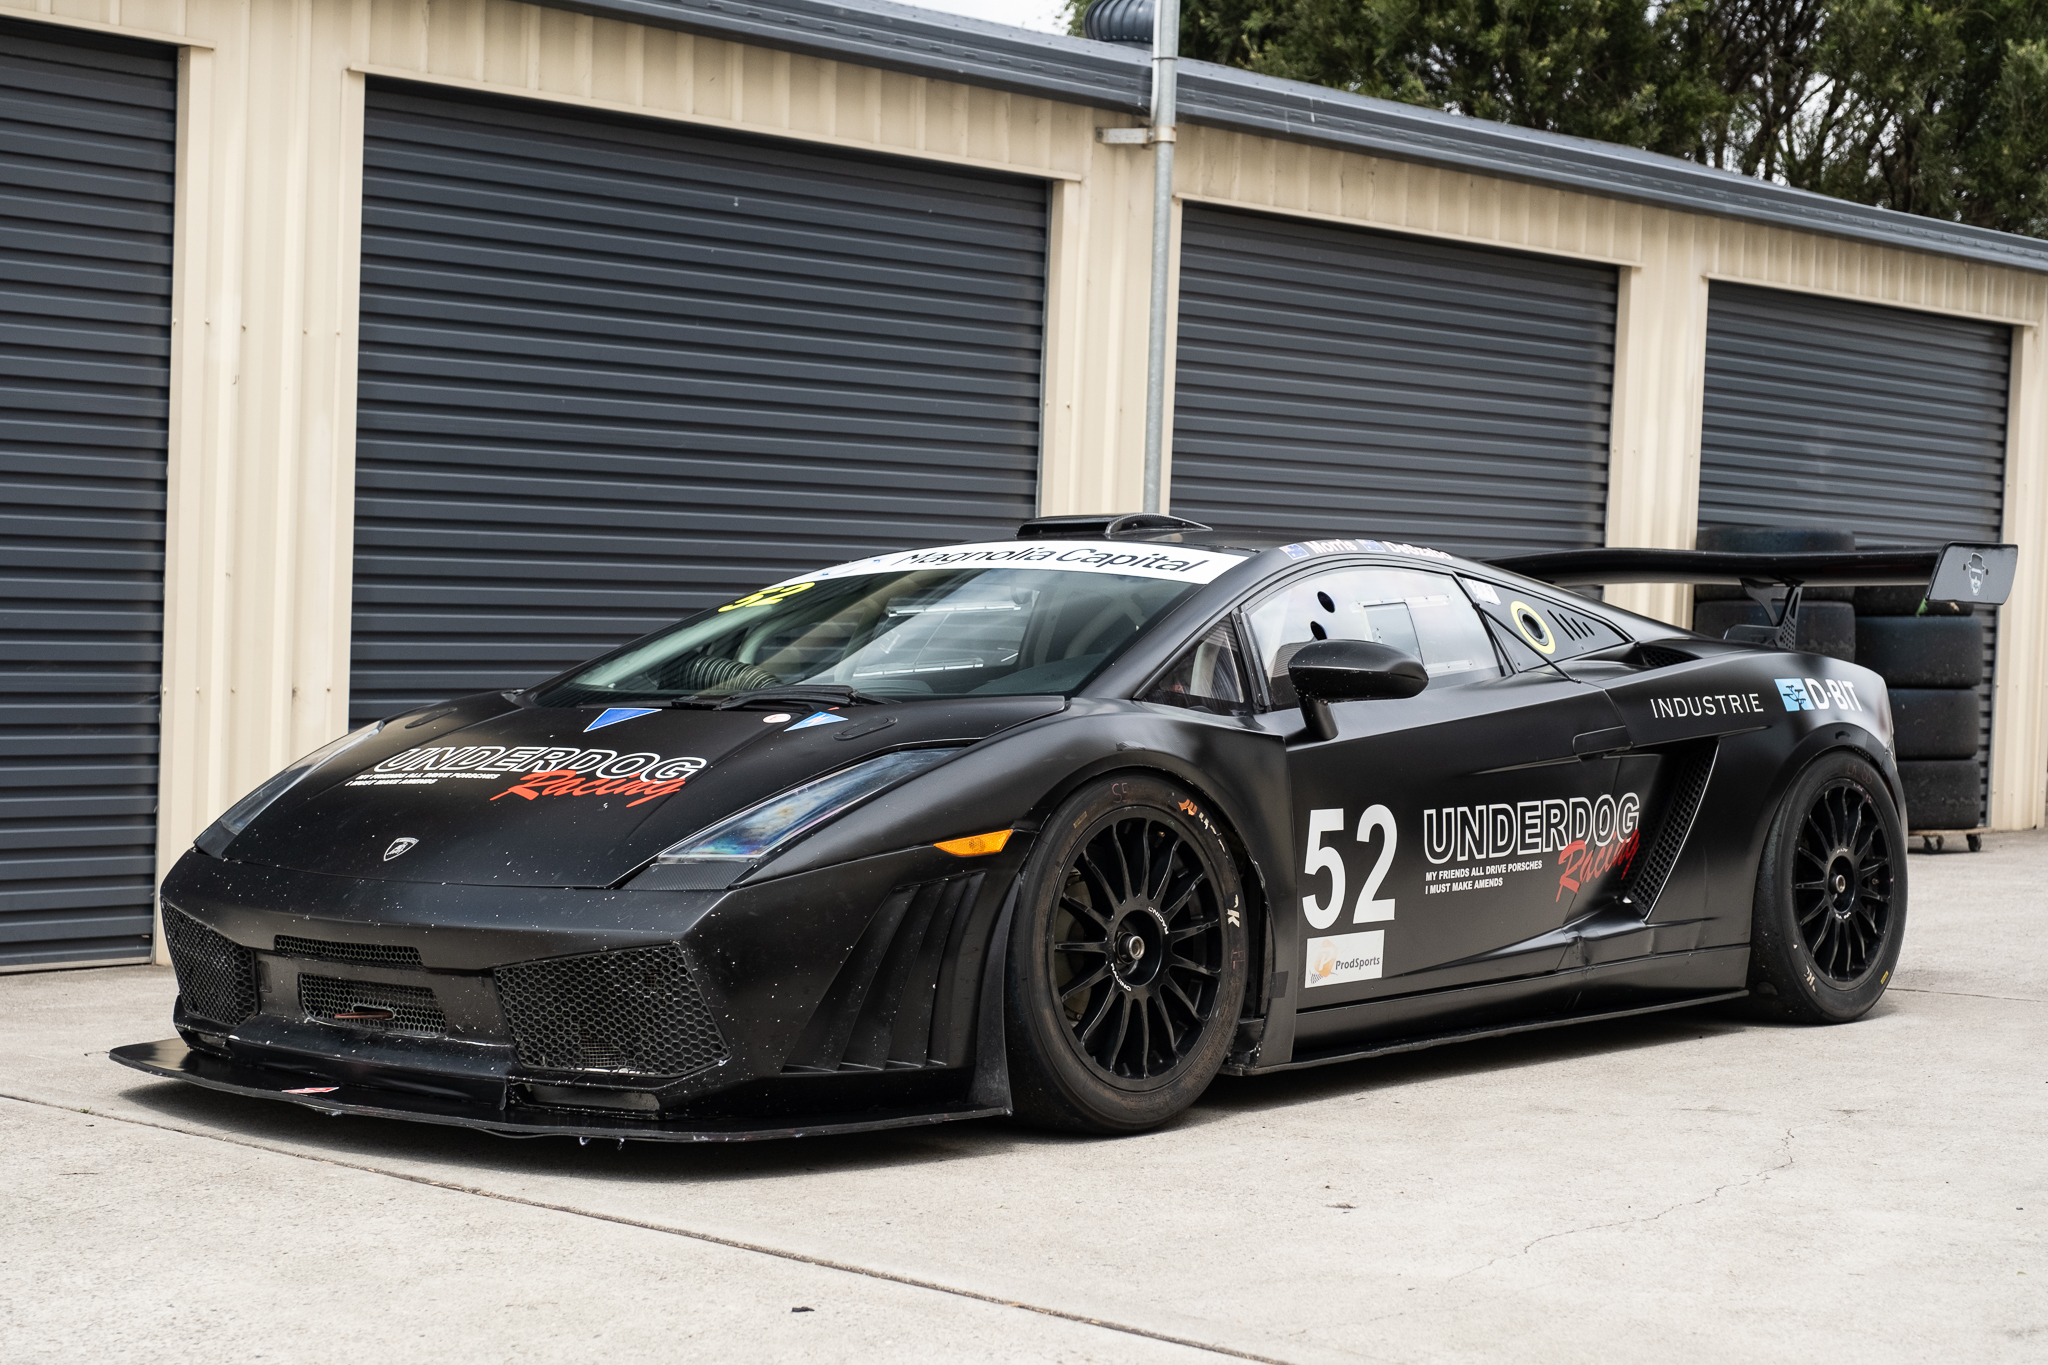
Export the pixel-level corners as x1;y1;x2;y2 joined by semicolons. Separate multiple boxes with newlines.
758;541;1248;590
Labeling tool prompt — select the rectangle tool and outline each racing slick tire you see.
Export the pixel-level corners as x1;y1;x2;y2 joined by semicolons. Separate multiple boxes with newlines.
1854;616;1985;688
1692;599;1856;660
1745;751;1906;1024
1852;585;1974;618
1003;774;1248;1134
1888;689;1981;761
1897;758;1982;830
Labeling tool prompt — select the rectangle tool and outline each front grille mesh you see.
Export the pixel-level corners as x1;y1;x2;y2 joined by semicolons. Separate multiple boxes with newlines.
300;973;448;1036
495;944;729;1078
163;907;259;1026
274;934;423;969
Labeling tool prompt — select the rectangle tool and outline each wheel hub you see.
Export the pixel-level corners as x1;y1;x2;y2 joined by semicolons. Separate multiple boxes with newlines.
1110;906;1166;989
1828;855;1857;918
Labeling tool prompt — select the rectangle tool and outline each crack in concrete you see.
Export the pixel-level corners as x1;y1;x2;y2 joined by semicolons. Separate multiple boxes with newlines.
1889;987;2045;1005
1451;1128;1797;1280
1;1090;1298;1365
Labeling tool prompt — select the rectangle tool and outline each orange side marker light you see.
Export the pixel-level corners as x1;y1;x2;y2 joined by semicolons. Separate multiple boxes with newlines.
934;829;1014;857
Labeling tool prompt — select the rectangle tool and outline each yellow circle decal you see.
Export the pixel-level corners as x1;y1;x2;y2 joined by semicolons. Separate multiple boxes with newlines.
1508;600;1557;655
718;581;815;613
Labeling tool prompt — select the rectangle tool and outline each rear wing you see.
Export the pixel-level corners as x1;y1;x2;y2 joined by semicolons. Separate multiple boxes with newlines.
1490;543;2018;648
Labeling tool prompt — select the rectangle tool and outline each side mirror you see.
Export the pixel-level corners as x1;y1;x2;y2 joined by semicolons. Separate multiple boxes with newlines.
1287;638;1429;742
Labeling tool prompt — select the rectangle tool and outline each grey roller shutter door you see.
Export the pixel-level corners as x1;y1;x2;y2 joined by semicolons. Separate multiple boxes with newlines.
1171;206;1618;558
351;85;1046;725
0;21;173;969
1698;282;2010;822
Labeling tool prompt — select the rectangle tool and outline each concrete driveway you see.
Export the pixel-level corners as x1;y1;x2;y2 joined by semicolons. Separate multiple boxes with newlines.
5;833;2043;1364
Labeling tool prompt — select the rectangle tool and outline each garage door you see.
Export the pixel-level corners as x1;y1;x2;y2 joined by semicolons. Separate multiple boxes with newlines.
1170;207;1618;558
1697;282;2010;822
0;22;175;969
350;85;1047;724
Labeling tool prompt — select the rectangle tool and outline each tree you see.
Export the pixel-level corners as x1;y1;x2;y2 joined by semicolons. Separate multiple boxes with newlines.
1070;0;2048;237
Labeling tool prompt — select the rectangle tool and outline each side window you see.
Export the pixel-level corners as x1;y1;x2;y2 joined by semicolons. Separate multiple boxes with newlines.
1142;621;1252;716
1244;566;1498;709
1459;577;1630;669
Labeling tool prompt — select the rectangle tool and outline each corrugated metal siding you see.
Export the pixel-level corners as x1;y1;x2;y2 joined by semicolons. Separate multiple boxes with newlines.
1698;281;2010;823
0;21;174;969
351;84;1047;724
1170;206;1618;557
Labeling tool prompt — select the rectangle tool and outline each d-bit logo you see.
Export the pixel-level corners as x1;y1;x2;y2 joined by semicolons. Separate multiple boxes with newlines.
383;837;418;862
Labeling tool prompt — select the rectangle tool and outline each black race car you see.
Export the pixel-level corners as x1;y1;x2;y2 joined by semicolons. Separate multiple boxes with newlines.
114;516;2018;1138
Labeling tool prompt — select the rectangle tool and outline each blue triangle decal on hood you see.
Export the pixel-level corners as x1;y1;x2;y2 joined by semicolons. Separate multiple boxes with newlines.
584;707;660;732
784;711;848;730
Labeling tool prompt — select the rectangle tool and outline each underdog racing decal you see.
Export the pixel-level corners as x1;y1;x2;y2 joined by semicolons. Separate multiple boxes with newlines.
347;744;707;809
1299;790;1645;986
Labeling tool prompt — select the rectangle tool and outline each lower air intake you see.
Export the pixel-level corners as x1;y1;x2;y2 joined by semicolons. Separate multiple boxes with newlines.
163;907;259;1027
1626;742;1719;912
494;944;729;1079
300;973;448;1037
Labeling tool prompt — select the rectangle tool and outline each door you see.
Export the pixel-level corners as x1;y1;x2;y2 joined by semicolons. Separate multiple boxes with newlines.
1244;562;1631;1007
0;21;175;969
351;85;1048;725
1171;206;1619;558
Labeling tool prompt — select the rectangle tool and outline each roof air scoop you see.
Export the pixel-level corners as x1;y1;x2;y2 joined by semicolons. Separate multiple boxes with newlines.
1016;512;1212;541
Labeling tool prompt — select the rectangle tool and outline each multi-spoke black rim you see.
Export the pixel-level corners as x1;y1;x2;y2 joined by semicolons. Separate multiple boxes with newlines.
1048;811;1225;1083
1791;778;1894;983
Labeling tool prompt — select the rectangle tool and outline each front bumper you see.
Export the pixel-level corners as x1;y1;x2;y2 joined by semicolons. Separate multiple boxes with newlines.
110;1039;1005;1141
127;838;1028;1140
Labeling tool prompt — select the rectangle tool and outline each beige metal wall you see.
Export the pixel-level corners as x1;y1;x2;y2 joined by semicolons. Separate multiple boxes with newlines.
7;0;2046;969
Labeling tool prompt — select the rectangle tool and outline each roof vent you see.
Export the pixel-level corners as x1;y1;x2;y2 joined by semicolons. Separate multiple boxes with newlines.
1083;0;1154;45
1016;513;1212;541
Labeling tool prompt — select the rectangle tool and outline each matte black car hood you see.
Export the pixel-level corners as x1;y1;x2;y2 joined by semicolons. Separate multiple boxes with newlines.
221;697;1064;888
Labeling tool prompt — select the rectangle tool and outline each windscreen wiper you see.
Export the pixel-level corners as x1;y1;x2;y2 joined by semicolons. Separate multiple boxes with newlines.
712;684;890;710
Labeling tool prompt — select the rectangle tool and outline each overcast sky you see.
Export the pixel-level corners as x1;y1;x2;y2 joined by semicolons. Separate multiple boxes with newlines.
903;0;1069;35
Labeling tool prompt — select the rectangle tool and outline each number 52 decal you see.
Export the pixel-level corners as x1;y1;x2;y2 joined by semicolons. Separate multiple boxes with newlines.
1302;806;1397;931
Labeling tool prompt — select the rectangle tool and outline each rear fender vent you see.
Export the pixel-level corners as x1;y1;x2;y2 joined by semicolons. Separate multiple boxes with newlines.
495;944;729;1079
274;935;424;969
163;907;259;1027
1624;742;1719;913
300;974;448;1037
784;874;986;1074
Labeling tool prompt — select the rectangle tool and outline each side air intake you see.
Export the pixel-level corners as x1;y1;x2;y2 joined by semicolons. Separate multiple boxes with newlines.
163;907;259;1027
1625;743;1719;913
784;875;985;1073
495;943;729;1079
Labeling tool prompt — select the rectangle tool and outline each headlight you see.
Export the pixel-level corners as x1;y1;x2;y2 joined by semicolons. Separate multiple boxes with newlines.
194;721;386;856
654;749;955;864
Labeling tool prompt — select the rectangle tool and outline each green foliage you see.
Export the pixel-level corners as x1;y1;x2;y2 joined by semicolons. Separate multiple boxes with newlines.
1069;0;2048;236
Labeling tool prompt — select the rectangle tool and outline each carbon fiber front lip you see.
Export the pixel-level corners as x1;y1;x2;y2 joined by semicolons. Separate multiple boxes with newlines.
110;1039;1007;1142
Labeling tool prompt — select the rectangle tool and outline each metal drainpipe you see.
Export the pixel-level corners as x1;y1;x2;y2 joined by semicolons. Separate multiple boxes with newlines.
1140;0;1179;515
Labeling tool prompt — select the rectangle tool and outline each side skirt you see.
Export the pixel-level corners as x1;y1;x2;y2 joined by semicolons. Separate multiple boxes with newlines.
1226;982;1749;1076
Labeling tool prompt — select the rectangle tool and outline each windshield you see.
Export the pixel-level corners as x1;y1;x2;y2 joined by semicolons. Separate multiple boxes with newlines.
534;567;1198;706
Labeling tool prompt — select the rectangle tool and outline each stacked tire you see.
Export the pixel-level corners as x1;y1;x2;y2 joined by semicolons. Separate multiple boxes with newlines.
1691;526;1857;662
1854;586;1984;830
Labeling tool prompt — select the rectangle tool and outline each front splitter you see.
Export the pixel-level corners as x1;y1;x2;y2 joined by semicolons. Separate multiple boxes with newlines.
110;1039;1007;1142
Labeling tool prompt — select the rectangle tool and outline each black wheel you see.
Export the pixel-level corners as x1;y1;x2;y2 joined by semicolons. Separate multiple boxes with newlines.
1003;774;1247;1133
1747;752;1906;1022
